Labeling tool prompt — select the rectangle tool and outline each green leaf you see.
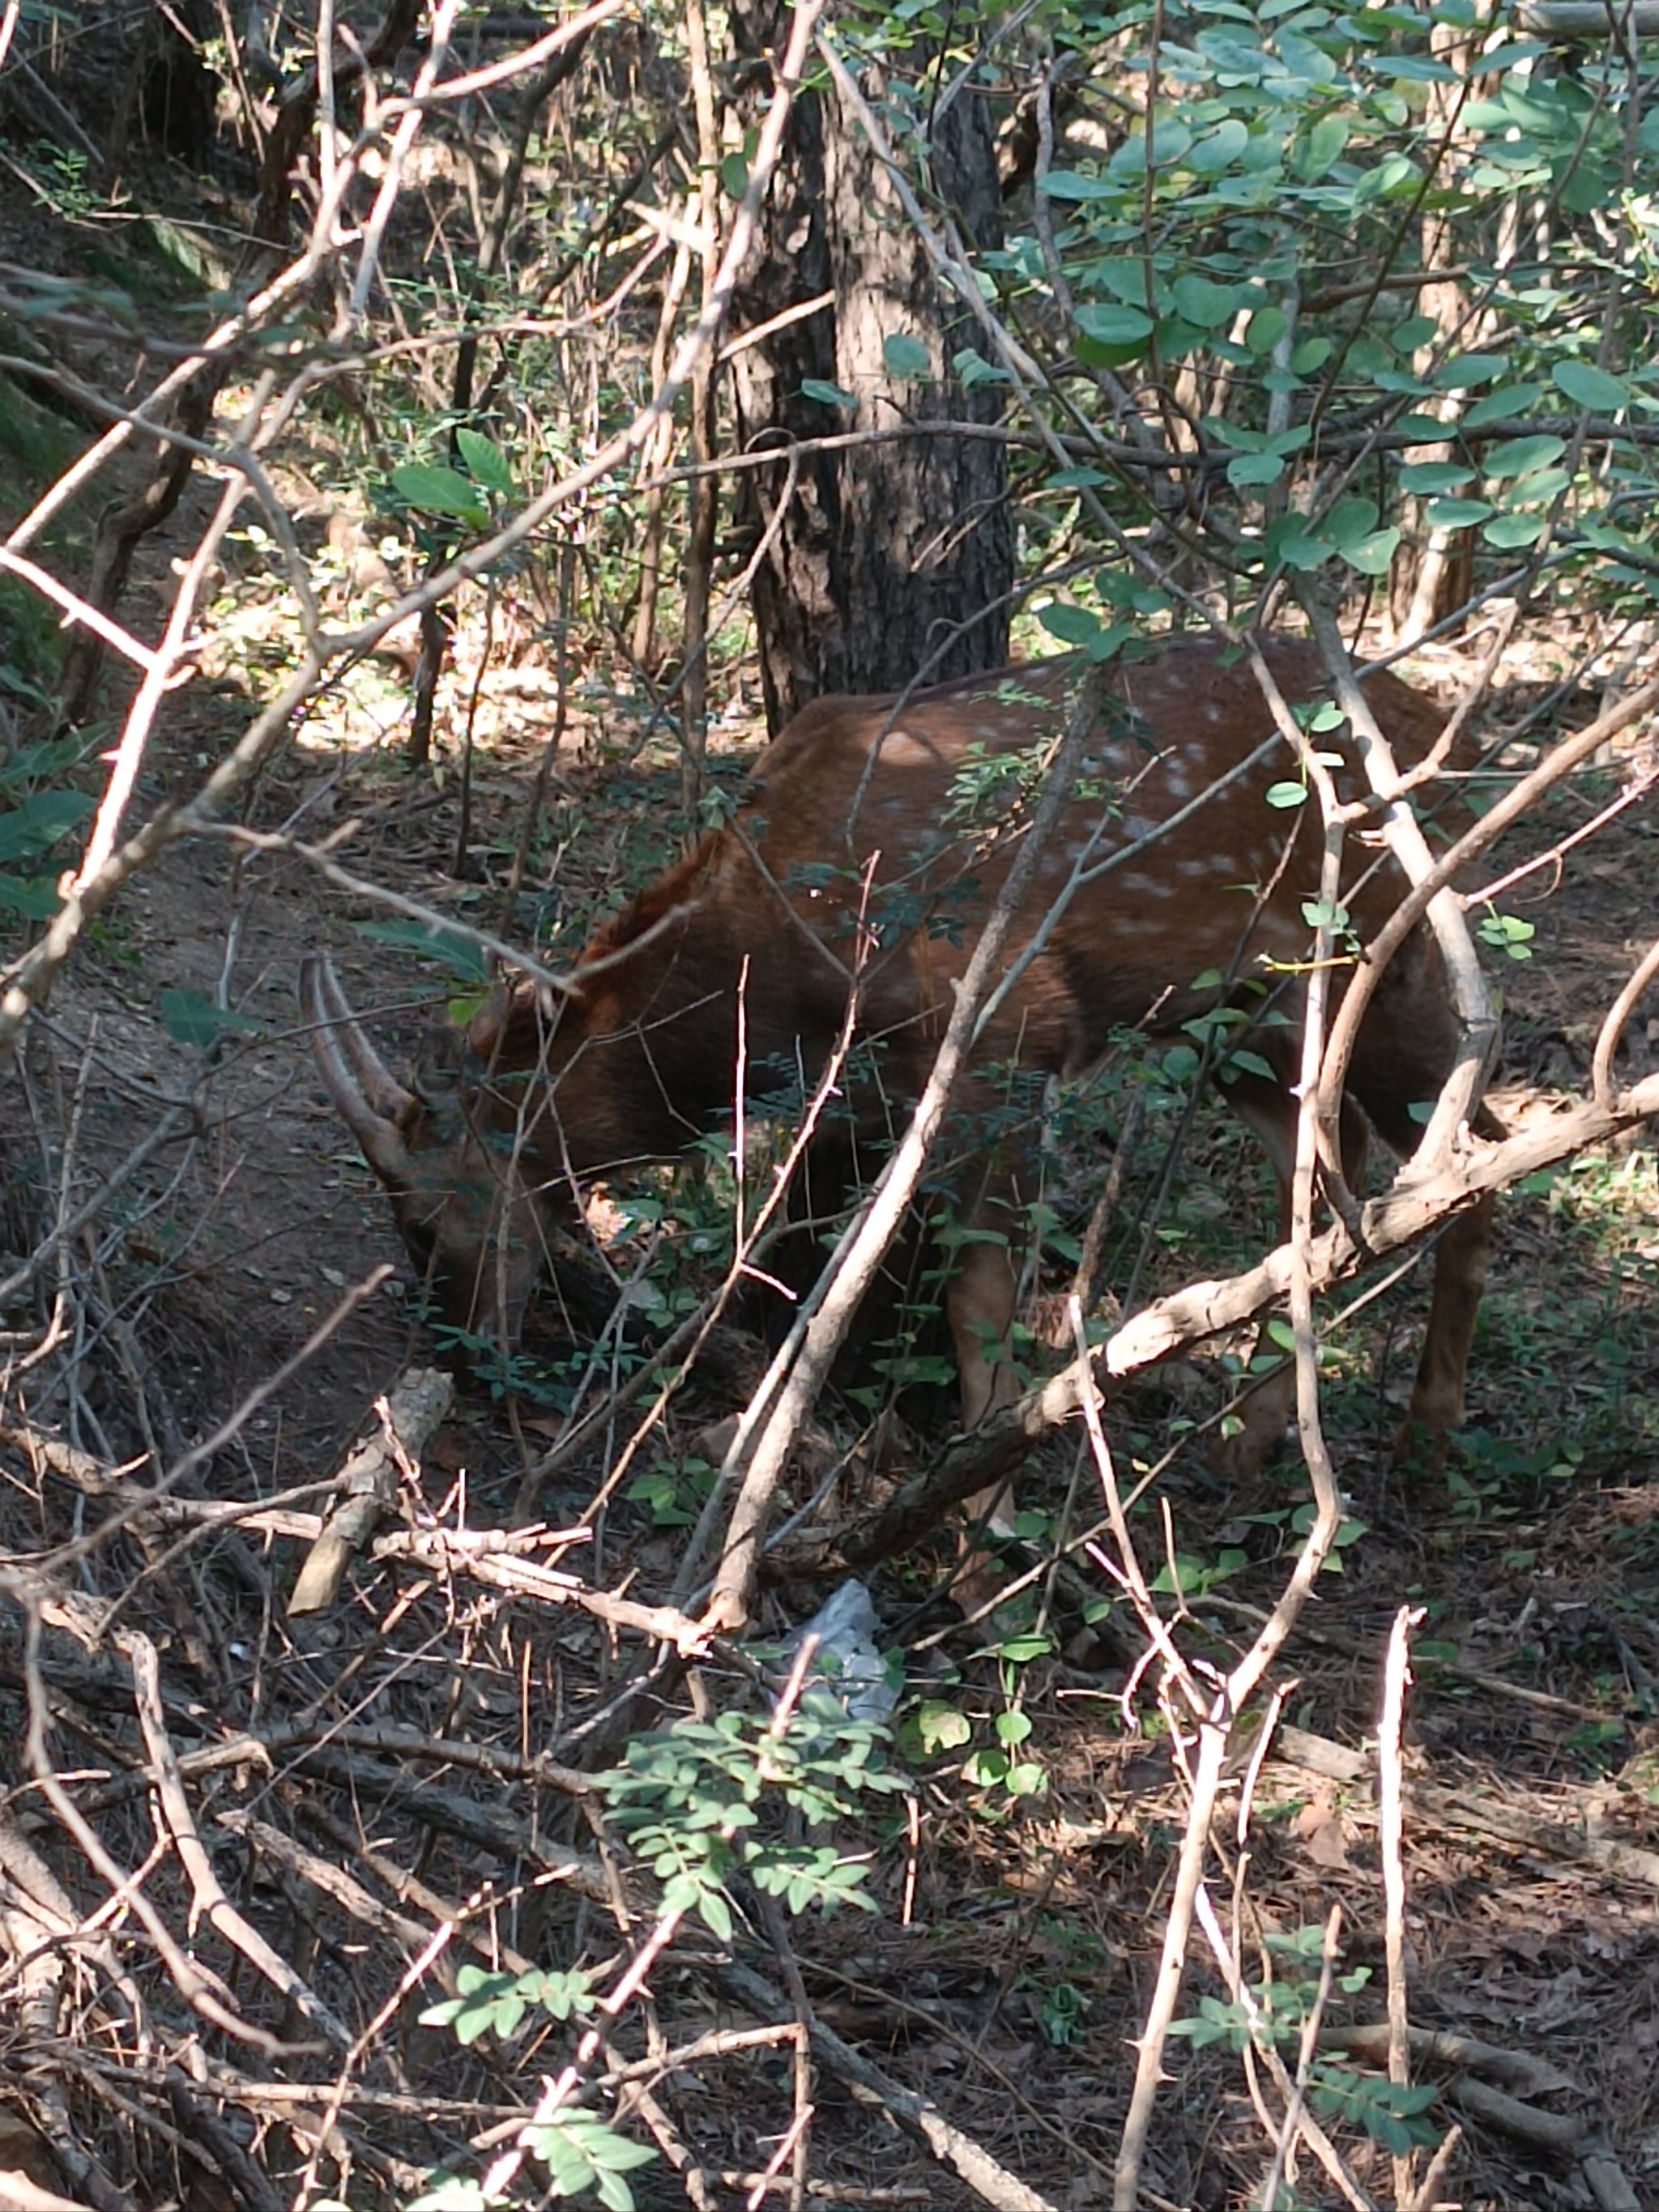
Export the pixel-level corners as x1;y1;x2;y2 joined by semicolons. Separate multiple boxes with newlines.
913;1699;973;1754
1502;467;1571;506
1038;169;1115;200
719;151;749;198
1265;526;1331;570
454;427;513;496
1322;497;1380;550
1188;119;1249;173
1226;450;1286;488
0;788;92;863
0;874;62;918
1552;359;1629;411
882;333;932;381
356;918;491;981
1338;522;1399;576
1038;602;1103;646
1485;433;1567;479
1265;781;1309;810
697;1884;733;1941
407;2176;491;2210
1046;466;1107;490
1434;352;1507;390
1074;301;1154;346
1483;511;1546;549
159;990;262;1049
953;346;1009;389
800;377;855;409
1246;305;1289;357
1109;121;1192;175
1171;274;1239;329
391;462;488;526
1399;461;1474;494
1463;381;1544;428
1367;51;1461;83
1299;113;1349;179
1424;497;1495;528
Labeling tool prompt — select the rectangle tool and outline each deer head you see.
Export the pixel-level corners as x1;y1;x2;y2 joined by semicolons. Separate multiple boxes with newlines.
301;955;558;1340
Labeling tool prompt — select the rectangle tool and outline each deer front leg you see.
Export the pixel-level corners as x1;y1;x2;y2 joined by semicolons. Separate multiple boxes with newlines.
945;1233;1024;1604
1394;1187;1494;1466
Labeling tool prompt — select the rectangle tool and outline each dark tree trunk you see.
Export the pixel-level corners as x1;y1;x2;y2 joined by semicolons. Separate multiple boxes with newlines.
727;18;1013;731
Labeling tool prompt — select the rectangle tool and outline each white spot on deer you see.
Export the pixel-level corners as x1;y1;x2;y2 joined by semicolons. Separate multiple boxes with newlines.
883;730;931;764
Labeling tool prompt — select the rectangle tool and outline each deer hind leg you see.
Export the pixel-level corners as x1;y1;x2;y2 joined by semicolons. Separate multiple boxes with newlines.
1394;1188;1494;1463
1389;1102;1503;1466
1350;934;1505;1468
949;1229;1021;1504
1208;1074;1371;1482
935;1187;1027;1609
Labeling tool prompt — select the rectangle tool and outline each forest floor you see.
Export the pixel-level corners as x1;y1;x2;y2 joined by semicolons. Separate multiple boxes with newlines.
4;151;1659;2212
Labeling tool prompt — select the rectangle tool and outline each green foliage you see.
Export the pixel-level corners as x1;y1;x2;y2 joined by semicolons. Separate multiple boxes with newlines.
407;2107;656;2212
157;990;262;1049
0;735;95;925
420;1964;597;2046
597;1698;909;1938
967;1;1659;619
409;1969;651;2209
522;2112;659;2209
627;1453;715;1529
1173;1927;1442;2157
356;918;493;982
1474;910;1536;962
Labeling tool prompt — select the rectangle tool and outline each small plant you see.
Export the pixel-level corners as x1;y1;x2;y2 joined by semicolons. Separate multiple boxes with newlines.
408;1966;650;2209
420;1963;597;2045
0;732;96;926
958;1630;1052;1802
1172;1928;1442;2159
627;1454;715;1528
596;1695;909;1939
406;2107;655;2212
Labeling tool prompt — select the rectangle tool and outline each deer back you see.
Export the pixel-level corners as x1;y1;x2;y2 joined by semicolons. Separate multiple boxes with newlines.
310;636;1453;1335
469;637;1448;1134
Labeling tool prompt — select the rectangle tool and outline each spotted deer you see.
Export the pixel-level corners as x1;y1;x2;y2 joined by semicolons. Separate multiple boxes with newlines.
305;637;1496;1497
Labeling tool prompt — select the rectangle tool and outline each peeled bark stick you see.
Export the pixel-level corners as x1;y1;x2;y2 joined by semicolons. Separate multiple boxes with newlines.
288;1368;453;1615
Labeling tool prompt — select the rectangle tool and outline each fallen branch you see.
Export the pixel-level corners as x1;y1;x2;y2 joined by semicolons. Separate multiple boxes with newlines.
774;1071;1659;1576
126;1634;353;2052
287;1368;453;1616
1269;1725;1659;1892
721;1958;1063;2212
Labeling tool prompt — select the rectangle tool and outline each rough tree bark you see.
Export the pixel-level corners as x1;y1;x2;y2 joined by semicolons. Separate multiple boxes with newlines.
727;13;1014;728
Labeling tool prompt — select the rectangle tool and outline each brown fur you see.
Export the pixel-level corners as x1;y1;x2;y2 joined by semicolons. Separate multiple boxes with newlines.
309;638;1497;1491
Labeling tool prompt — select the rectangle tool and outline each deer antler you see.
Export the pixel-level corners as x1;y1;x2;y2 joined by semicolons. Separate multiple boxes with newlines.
301;957;414;1179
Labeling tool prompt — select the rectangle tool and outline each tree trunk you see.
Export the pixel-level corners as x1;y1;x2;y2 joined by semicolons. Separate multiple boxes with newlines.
727;17;1013;729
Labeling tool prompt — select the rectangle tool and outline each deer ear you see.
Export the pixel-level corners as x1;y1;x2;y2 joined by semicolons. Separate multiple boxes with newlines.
464;974;580;1060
